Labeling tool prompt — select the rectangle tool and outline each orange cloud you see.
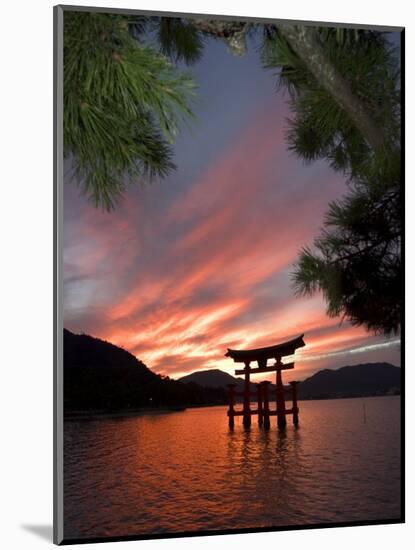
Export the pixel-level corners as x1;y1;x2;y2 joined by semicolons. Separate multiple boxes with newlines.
64;106;400;380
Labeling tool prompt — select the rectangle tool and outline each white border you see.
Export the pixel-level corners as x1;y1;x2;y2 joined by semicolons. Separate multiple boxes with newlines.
1;1;412;548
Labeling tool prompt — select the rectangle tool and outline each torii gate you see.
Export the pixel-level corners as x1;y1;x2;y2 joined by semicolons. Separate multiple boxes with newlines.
225;334;305;429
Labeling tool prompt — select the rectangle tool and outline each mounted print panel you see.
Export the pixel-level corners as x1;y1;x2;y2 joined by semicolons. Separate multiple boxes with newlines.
54;5;404;545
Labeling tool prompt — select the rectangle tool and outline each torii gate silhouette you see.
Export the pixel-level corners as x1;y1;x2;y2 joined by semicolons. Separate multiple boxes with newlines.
225;334;305;429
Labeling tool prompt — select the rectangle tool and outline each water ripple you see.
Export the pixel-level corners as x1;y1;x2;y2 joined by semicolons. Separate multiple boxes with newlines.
64;396;401;539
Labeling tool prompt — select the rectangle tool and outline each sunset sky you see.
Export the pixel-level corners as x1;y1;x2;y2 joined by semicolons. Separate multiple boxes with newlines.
63;32;401;382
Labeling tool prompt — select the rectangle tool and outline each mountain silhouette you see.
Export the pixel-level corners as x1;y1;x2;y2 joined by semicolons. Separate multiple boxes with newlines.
178;363;400;400
63;329;227;414
297;362;400;399
179;369;248;389
63;329;400;415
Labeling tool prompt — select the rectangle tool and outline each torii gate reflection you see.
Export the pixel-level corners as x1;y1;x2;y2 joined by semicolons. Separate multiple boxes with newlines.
225;334;305;429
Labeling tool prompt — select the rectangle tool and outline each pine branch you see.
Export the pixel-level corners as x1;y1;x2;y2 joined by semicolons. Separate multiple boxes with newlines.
64;12;196;210
278;25;387;153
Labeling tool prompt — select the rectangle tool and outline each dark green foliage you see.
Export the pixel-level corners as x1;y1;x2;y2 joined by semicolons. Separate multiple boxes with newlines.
156;17;205;64
64;12;195;209
262;28;400;179
293;186;401;334
262;27;401;334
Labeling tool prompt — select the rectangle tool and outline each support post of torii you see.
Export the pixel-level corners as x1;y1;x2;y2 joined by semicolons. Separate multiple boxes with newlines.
290;381;299;426
257;383;263;426
242;362;251;428
261;381;271;429
275;361;287;429
227;383;236;429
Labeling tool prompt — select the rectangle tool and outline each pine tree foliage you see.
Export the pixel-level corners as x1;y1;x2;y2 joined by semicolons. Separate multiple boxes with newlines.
155;17;205;64
262;28;400;179
261;27;401;334
64;12;195;209
63;14;402;334
294;186;401;334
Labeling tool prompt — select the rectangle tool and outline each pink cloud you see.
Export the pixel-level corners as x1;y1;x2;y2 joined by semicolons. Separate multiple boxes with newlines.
64;106;399;379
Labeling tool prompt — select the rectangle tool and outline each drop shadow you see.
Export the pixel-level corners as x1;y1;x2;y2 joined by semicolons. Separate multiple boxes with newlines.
21;524;53;542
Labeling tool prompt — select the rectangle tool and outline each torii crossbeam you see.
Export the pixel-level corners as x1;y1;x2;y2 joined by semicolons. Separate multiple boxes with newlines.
225;334;305;429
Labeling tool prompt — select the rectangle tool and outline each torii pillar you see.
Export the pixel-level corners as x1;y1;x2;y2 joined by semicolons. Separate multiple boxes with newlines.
227;383;236;429
275;360;287;429
261;381;271;429
257;383;263;426
242;362;251;428
290;381;299;426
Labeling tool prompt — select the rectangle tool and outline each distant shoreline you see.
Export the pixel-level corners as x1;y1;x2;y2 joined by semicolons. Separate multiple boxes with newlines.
64;406;187;421
64;393;400;421
298;391;400;401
